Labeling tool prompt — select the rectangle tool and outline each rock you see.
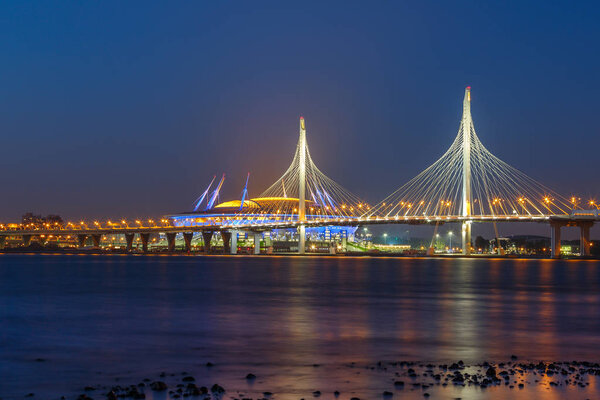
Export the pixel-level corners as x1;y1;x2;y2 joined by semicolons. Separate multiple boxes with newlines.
34;358;46;362
452;372;465;383
25;395;34;398
150;381;168;391
486;367;497;378
263;392;273;396
107;391;117;400
313;391;321;397
182;376;195;382
246;373;256;380
383;391;393;397
511;355;518;360
394;381;404;387
206;362;215;367
210;384;225;394
334;390;340;397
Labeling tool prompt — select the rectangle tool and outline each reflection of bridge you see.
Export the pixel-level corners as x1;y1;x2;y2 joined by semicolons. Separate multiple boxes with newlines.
1;88;598;257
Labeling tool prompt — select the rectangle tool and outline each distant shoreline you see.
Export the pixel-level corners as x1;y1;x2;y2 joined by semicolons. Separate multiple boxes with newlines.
0;247;598;260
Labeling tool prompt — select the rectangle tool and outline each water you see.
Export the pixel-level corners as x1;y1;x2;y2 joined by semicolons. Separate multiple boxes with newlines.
1;254;600;399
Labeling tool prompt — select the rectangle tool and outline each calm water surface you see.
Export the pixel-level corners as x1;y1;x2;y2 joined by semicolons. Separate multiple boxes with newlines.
1;254;600;399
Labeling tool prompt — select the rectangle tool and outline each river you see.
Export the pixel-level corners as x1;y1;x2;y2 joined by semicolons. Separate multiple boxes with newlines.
1;254;599;399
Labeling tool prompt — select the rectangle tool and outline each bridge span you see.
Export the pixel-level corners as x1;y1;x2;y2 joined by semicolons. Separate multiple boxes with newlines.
1;88;597;258
0;211;597;257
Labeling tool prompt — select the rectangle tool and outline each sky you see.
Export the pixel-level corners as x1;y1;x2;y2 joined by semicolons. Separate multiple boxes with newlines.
1;1;599;235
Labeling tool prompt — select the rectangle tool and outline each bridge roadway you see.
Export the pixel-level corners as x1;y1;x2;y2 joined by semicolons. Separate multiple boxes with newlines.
0;212;597;257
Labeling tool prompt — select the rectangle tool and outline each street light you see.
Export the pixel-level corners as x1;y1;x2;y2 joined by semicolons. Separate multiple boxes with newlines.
383;233;388;245
448;231;453;253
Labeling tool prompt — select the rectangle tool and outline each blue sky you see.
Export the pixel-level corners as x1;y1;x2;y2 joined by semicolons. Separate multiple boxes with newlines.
0;1;598;222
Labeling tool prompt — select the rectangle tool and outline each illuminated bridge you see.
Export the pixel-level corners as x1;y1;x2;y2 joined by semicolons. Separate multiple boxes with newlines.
1;88;598;257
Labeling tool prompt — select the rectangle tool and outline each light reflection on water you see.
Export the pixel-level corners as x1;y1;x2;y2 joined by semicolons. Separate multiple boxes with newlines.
0;254;600;399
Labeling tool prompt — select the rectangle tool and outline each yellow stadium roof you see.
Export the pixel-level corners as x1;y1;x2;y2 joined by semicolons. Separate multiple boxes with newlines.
214;197;314;209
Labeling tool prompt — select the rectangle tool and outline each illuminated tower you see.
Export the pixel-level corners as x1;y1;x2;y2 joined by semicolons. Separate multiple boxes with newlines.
298;116;306;254
461;87;473;255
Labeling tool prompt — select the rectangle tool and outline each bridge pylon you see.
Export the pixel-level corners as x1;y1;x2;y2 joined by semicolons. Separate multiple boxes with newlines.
461;87;473;255
367;86;578;256
298;117;307;254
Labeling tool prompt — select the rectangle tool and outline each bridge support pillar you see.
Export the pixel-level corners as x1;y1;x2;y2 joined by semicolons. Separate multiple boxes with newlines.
22;234;32;247
580;221;593;257
77;234;87;248
298;225;305;254
166;233;176;252
125;233;135;251
462;222;471;255
0;236;6;249
37;235;47;245
140;233;150;252
550;222;565;259
202;231;213;253
91;234;101;247
221;231;231;254
183;232;193;252
253;232;261;255
230;230;238;254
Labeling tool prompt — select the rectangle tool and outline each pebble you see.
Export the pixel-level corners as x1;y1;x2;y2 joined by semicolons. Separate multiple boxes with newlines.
62;358;600;400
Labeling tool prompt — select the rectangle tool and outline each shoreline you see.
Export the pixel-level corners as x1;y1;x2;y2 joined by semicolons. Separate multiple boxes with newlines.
0;247;597;260
9;359;600;400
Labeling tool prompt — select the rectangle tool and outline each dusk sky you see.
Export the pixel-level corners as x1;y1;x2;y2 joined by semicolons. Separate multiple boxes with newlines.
1;1;599;223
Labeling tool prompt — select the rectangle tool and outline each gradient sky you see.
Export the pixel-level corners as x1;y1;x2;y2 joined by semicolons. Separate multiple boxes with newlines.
1;1;599;227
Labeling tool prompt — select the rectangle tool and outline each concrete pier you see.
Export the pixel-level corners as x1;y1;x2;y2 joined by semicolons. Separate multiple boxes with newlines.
230;230;238;254
580;221;593;256
550;222;565;258
91;234;101;248
202;231;213;253
221;231;231;254
183;232;193;252
166;232;176;252
140;233;150;252
125;233;135;251
77;234;87;248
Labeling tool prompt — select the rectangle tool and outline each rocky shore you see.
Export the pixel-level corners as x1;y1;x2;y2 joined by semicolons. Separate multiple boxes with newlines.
12;358;600;400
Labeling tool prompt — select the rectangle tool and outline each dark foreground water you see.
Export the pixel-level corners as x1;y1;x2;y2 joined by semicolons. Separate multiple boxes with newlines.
1;254;600;400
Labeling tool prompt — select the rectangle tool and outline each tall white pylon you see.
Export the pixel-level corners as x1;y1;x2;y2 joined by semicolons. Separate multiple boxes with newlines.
367;87;576;250
298;116;306;254
461;87;473;255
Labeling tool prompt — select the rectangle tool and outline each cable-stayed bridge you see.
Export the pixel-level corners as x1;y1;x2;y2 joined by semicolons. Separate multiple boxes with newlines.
1;88;598;257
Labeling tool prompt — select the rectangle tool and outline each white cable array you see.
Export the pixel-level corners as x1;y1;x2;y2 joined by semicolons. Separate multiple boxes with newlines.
257;120;369;220
366;88;575;218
